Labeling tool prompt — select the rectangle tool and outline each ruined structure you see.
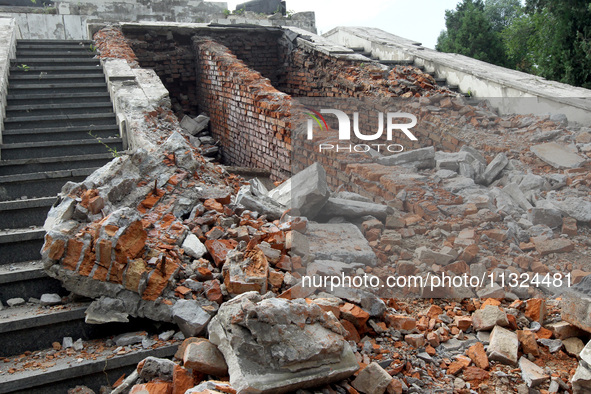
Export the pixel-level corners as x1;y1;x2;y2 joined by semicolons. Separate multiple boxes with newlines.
0;4;591;394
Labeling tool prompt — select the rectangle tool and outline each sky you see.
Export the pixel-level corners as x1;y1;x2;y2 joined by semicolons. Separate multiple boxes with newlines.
224;0;461;49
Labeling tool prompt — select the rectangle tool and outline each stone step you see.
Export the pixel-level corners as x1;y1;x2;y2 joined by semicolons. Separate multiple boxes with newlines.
0;197;56;229
13;57;99;65
6;102;113;118
0;152;114;176
17;39;94;45
16;44;94;51
0;228;45;265
0;138;122;160
9;65;104;75
0;303;90;357
6;83;108;95
15;50;97;58
0;166;100;201
2;123;118;145
3;112;116;131
0;261;63;305
0;341;179;393
8;74;106;85
6;91;111;105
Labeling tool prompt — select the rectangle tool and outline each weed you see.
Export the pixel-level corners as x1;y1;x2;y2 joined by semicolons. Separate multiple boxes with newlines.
88;131;121;158
17;64;30;72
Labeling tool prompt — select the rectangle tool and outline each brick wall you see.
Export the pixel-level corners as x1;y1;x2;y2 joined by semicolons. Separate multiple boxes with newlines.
193;37;292;181
125;31;198;118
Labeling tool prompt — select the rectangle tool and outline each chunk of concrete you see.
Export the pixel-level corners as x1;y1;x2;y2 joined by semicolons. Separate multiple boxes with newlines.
519;356;548;388
478;152;508;185
531;142;586;169
268;162;330;219
306;223;377;266
183;339;228;377
528;207;563;228
181;114;209;136
182;233;207;259
208;292;358;394
472;305;509;331
351;362;393;394
172;299;212;337
552;197;591;223
320;198;389;221
487;325;518;365
40;293;62;306
376;147;435;167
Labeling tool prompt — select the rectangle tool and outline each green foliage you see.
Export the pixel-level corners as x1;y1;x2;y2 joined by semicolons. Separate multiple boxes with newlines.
17;64;30;72
286;9;295;18
88;131;121;158
436;0;509;67
437;0;591;88
223;9;230;16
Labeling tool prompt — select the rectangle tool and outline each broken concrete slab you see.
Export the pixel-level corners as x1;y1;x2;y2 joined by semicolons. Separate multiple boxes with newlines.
172;299;212;337
552;197;591;223
268;162;330;219
519;356;548;388
208;292;358;393
478;152;508;185
488;325;518;365
319;197;389;221
182;233;207;259
472;305;509;331
531;142;586;169
376;147;435;167
306;223;378;266
181;114;210;136
351;362;393;394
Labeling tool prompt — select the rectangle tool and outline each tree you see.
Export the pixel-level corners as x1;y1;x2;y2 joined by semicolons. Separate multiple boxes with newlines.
502;0;591;88
436;0;509;67
483;0;523;31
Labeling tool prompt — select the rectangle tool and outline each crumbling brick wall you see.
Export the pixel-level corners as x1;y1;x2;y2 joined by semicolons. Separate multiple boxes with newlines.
126;31;198;118
193;37;291;181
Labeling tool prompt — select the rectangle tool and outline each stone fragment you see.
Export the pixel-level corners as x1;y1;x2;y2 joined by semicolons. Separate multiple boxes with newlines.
572;363;591;394
320;198;389;221
306;223;377;266
114;331;147;346
6;298;25;307
538;338;563;353
351;362;393;394
405;334;425;348
40;293;62;306
563;337;585;357
528;207;562;228
487;325;518;365
183;339;228;377
547;321;583;339
138;356;176;381
85;296;129;324
181;114;209;135
208;292;358;394
268;162;330;219
376;147;435;167
531;142;585;169
172;300;212;337
472;305;508;331
519;356;548;388
415;246;456;265
553;197;591;223
534;237;574;256
478;152;508;185
182;234;207;259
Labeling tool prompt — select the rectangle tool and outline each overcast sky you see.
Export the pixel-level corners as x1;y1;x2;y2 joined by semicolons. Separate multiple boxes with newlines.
225;0;461;49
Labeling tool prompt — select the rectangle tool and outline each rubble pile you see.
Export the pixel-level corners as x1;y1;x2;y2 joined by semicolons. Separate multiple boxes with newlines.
19;24;591;394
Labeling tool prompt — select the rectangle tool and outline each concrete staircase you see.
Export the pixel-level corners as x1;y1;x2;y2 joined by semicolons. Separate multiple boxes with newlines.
0;40;171;393
0;39;122;301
